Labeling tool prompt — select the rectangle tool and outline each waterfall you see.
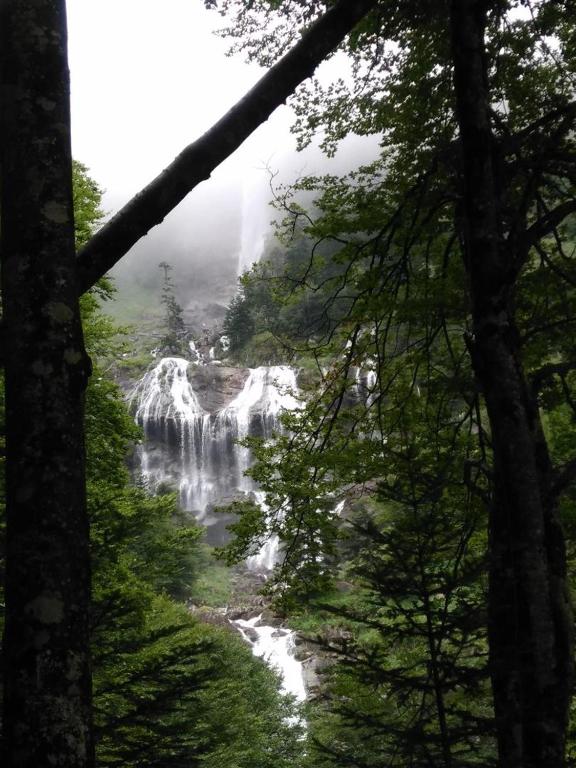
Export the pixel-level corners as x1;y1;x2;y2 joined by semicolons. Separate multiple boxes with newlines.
352;364;378;407
131;357;208;497
131;359;299;534
132;356;203;424
236;175;270;276
234;615;307;702
216;365;299;492
130;357;308;701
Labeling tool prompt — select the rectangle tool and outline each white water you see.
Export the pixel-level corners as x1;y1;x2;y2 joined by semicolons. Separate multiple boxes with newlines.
131;358;299;540
133;357;204;424
131;358;208;493
353;365;378;406
236;177;270;276
219;335;230;352
234;614;307;702
215;365;299;496
131;357;308;697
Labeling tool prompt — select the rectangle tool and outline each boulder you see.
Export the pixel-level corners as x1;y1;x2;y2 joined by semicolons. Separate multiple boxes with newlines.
189;365;249;412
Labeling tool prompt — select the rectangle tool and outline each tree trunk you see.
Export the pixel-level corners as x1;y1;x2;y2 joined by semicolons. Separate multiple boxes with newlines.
0;1;382;764
0;1;94;766
449;2;573;766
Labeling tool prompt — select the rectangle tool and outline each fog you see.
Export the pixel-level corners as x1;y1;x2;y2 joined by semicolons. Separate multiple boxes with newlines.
67;0;380;323
107;132;379;332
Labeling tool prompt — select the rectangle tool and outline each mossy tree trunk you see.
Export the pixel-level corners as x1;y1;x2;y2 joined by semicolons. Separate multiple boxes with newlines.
0;1;94;766
0;1;382;766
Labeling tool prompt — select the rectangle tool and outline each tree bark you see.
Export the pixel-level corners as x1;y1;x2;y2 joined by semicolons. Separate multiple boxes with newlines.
0;1;93;766
76;0;379;294
0;1;381;766
450;2;574;766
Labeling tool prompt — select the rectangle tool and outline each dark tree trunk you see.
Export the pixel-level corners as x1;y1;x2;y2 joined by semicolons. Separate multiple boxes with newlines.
450;2;574;765
0;1;94;766
0;1;382;765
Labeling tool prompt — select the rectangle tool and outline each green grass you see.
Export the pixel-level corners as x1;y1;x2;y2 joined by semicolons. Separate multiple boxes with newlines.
189;545;234;608
116;352;155;378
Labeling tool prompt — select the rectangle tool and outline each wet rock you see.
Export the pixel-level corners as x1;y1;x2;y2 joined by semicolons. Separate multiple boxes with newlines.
302;659;322;695
238;625;259;643
226;608;256;621
189;365;249;412
293;647;312;662
191;606;235;631
259;608;282;626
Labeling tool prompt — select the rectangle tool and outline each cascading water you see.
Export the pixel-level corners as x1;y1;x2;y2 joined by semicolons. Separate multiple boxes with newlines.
215;365;299;494
131;357;208;496
234;614;307;702
130;356;308;699
352;364;378;407
236;176;270;276
132;359;298;527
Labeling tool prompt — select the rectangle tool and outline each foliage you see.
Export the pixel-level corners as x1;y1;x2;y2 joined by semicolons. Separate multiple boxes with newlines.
85;336;304;767
304;490;493;767
158;261;188;356
212;2;576;762
115;351;158;378
83;274;303;767
215;0;576;601
82;336;304;767
188;544;234;607
223;288;256;353
0;162;305;767
73;160;105;251
223;229;352;364
212;1;576;163
218;233;500;760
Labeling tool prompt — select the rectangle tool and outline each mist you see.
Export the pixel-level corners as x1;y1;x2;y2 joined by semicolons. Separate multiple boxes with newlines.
105;130;379;331
67;0;380;329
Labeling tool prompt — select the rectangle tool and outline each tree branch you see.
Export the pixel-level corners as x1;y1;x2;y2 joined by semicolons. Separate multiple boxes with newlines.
520;199;576;252
498;101;576;155
530;360;576;395
76;0;378;294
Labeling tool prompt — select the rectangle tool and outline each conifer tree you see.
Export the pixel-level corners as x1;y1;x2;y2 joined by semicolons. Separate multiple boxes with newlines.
0;4;377;760
158;262;187;355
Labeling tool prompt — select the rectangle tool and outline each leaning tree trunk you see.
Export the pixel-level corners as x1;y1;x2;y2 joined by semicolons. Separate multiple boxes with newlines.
450;2;573;766
0;1;94;766
0;1;383;764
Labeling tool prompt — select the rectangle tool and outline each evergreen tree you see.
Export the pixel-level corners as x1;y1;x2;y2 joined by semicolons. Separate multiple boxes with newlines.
0;163;305;768
215;3;576;762
224;290;256;354
304;454;493;766
158;262;187;356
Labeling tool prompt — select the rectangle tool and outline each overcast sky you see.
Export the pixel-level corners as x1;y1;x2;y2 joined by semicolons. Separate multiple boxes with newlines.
67;0;302;209
65;0;378;301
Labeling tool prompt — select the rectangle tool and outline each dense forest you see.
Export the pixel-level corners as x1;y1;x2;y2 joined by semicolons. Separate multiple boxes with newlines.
2;2;576;768
1;162;304;767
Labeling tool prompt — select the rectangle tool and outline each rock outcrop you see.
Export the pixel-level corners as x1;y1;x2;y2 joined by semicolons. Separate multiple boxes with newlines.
189;365;249;413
